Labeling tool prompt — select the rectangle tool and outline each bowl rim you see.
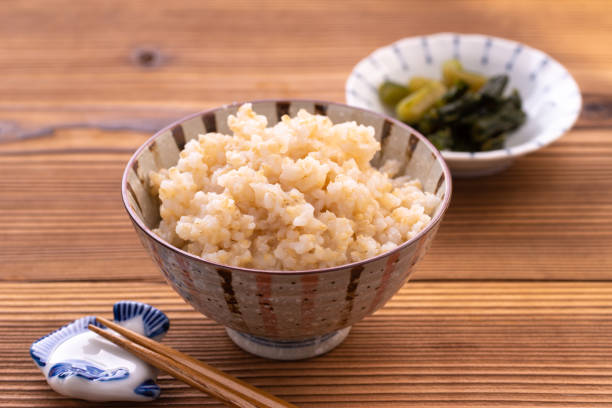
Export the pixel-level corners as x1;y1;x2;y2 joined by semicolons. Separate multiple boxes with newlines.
121;98;452;275
345;32;583;161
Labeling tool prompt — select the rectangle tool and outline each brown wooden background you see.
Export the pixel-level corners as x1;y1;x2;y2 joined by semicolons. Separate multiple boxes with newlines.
2;1;612;407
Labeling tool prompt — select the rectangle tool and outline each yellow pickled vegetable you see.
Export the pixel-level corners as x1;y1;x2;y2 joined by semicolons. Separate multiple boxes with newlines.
378;81;410;107
407;76;436;93
442;59;463;87
456;70;487;91
442;58;486;91
395;80;446;123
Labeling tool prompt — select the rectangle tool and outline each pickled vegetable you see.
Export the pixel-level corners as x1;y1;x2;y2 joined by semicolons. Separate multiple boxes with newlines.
395;81;446;123
427;128;453;151
442;80;469;102
478;74;508;100
378;81;410;107
456;70;487;91
416;75;526;151
407;76;436;93
470;97;526;142
442;59;463;87
442;58;487;91
376;60;527;152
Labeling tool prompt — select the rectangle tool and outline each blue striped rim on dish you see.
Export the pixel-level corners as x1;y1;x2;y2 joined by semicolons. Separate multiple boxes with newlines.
345;33;582;166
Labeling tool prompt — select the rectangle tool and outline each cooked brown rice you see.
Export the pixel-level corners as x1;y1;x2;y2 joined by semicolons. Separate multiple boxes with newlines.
150;104;439;270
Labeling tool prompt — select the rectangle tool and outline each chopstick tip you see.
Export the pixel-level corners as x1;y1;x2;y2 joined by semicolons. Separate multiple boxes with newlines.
88;323;101;332
92;315;112;328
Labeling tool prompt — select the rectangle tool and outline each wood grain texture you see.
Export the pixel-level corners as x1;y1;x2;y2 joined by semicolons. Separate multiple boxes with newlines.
0;0;611;281
0;0;610;140
5;281;612;408
1;128;610;281
1;0;612;406
91;317;299;408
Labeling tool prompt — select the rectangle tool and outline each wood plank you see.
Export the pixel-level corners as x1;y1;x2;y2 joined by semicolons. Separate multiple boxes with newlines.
0;0;610;142
4;280;612;407
1;127;610;281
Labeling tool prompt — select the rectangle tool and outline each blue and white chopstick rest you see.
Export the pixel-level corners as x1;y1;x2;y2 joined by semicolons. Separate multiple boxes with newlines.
30;301;169;402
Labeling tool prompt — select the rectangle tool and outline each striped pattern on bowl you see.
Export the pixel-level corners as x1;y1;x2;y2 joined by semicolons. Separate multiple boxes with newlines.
122;100;451;341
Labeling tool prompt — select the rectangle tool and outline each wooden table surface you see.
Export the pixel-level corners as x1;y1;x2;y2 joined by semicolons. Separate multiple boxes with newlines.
2;1;611;407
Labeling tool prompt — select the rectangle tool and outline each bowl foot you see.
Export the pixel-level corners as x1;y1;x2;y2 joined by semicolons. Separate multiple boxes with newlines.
225;327;351;360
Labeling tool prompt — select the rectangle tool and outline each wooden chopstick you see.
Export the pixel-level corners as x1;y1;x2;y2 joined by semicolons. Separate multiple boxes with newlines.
89;317;298;408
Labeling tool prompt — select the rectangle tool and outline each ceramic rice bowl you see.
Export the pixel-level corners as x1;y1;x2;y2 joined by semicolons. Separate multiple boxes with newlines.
122;100;452;360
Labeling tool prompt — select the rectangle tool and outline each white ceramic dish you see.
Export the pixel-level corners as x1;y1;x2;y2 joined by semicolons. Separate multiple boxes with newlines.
345;33;582;177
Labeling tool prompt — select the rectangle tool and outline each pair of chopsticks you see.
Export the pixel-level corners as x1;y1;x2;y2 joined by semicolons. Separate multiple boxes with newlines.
89;317;298;408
